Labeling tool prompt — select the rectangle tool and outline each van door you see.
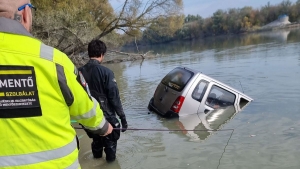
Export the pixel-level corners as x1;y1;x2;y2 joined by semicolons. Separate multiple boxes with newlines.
179;79;209;116
153;67;194;115
197;83;237;114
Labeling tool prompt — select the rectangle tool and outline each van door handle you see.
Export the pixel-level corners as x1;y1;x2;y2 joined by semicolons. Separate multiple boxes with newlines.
204;109;209;114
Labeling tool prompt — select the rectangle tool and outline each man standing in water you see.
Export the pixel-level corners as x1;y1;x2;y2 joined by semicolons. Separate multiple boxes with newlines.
79;40;128;162
0;0;112;168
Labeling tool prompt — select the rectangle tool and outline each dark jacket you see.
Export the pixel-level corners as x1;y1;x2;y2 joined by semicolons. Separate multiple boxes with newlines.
79;59;125;118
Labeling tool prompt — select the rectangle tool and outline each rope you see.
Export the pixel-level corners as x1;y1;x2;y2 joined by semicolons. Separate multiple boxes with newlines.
73;127;233;132
217;129;234;169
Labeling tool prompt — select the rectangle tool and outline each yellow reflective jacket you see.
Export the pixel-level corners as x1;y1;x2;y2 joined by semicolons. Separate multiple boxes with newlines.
0;17;108;169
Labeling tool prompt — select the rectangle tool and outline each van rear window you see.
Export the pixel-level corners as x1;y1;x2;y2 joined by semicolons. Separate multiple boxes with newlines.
161;68;194;92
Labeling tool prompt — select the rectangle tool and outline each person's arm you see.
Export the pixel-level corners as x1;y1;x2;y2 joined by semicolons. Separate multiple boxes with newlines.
105;71;125;117
60;54;112;135
104;69;128;132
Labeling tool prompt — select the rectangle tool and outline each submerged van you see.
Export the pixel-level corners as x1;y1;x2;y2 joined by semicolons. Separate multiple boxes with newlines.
148;67;253;117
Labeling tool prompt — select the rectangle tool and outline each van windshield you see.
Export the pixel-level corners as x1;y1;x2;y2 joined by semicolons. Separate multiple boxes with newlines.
161;67;194;92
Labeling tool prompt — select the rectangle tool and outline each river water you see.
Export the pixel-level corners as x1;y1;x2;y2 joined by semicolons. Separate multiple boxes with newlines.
76;29;300;169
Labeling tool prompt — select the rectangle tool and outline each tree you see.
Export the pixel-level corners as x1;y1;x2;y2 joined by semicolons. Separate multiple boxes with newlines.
31;0;183;55
93;0;183;38
184;14;202;23
140;15;184;43
31;0;113;55
212;9;228;34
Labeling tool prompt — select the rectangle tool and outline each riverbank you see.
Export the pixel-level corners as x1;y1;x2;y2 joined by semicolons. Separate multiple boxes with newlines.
70;50;159;67
253;22;300;33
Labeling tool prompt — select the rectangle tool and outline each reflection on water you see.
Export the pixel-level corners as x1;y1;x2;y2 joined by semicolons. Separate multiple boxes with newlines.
257;30;290;42
79;28;300;169
162;106;238;141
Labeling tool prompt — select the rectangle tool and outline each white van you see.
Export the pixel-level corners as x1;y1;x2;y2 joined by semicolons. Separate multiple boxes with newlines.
148;67;253;117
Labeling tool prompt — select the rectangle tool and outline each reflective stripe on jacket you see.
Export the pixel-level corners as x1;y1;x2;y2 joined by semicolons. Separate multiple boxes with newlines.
0;17;108;168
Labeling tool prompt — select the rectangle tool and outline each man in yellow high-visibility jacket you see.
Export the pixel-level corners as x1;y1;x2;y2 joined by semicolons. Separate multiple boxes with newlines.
0;0;113;168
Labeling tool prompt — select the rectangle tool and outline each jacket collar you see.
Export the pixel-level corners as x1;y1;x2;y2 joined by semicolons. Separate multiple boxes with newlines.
0;17;33;37
88;59;102;65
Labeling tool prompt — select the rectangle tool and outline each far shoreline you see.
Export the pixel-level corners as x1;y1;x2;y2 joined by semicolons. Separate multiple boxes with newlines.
122;24;300;50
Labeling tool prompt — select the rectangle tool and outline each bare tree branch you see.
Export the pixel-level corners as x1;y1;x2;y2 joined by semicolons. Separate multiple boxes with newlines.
93;0;182;40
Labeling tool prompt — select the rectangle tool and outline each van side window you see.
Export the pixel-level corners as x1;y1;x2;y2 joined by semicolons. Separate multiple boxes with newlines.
206;85;236;108
192;80;208;102
239;97;250;109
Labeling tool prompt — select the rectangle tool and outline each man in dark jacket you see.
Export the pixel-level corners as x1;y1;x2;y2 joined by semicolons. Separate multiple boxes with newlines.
79;40;128;162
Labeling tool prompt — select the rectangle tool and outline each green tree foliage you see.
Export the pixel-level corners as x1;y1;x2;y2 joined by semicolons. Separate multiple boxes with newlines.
185;14;202;23
140;15;184;44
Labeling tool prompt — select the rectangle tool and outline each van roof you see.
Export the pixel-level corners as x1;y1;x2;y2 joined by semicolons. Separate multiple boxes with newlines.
181;67;253;101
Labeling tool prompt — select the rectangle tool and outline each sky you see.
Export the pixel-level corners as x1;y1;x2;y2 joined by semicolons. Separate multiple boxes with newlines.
110;0;298;18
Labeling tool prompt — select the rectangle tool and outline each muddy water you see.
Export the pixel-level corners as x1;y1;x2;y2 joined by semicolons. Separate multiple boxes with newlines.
76;29;300;169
